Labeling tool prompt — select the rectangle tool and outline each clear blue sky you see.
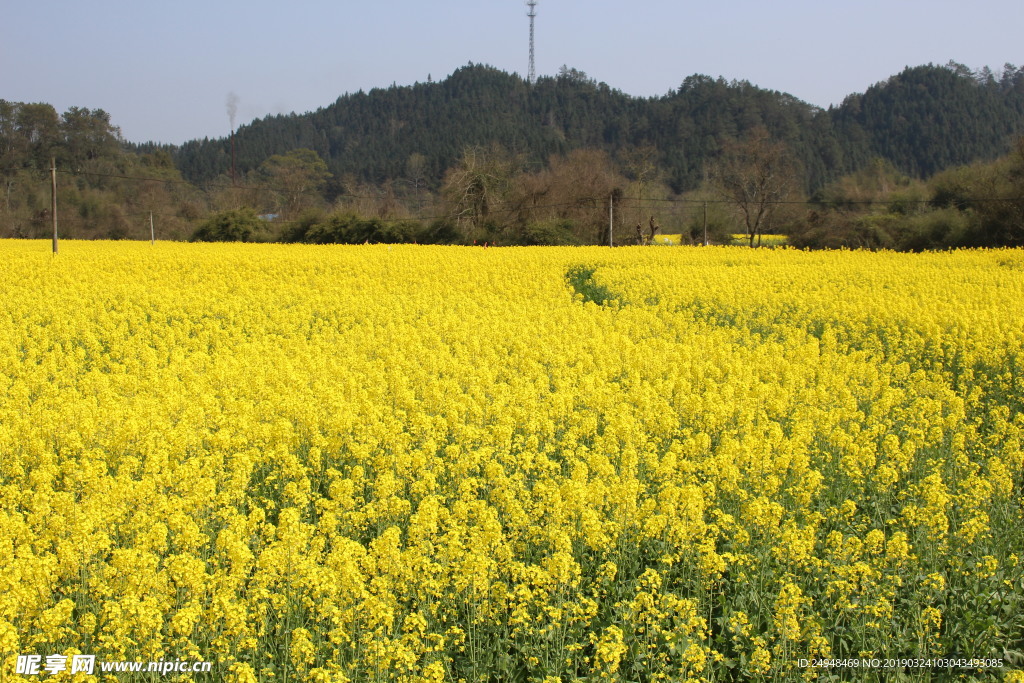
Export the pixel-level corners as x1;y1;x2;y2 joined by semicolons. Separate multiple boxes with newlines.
4;0;1022;145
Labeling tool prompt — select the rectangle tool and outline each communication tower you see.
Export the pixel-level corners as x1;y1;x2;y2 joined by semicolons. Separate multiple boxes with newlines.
527;0;537;84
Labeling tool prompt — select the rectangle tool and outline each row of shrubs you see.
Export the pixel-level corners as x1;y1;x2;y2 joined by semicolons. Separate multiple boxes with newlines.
788;204;1023;251
190;208;594;246
190;208;450;244
184;205;1015;251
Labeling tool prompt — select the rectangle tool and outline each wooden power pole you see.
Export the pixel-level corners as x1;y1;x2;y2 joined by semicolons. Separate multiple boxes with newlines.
609;193;614;247
51;158;58;254
703;201;708;246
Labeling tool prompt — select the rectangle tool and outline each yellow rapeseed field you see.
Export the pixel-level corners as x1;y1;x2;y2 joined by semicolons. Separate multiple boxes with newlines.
1;240;1022;682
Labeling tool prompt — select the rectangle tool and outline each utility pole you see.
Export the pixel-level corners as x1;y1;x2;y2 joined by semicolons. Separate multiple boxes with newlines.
51;158;58;254
527;0;537;84
150;212;155;245
609;193;614;247
703;201;708;246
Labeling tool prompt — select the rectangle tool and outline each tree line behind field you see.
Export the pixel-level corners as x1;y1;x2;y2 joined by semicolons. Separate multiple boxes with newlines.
3;61;1024;248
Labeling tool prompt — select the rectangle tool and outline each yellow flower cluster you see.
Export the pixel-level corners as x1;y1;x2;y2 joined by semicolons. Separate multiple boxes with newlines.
1;241;1022;681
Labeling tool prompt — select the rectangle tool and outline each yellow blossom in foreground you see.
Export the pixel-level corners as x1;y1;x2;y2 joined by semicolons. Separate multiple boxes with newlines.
1;241;1022;681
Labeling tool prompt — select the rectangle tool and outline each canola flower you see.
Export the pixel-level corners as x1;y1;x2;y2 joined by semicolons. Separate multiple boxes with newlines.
1;240;1022;682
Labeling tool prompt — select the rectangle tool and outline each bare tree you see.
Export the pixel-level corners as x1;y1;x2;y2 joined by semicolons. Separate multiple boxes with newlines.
405;152;429;192
711;127;797;247
258;148;331;219
620;145;659;229
441;144;518;238
540;149;624;243
648;215;660;243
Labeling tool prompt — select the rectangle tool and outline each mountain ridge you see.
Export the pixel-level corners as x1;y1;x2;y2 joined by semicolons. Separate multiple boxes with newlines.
160;61;1024;193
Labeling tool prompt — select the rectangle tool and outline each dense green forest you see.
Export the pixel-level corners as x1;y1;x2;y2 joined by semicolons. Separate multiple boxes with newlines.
3;61;1024;247
165;62;1024;193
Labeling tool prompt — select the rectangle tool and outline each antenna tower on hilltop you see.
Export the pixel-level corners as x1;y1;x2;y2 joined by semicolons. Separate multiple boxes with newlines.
527;0;537;84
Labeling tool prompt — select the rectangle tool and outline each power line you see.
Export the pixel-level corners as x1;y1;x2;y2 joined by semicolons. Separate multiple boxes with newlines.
47;166;1024;232
62;168;378;200
60;168;1024;207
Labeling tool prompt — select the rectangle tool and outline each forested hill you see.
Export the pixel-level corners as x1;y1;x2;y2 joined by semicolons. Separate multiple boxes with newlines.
168;62;1024;193
832;64;1024;178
